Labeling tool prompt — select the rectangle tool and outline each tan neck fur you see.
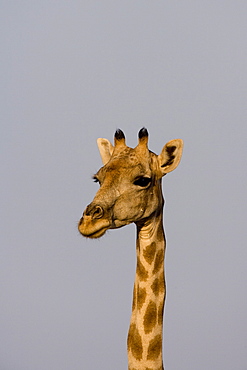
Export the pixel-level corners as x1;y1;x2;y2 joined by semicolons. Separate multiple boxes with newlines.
127;211;166;370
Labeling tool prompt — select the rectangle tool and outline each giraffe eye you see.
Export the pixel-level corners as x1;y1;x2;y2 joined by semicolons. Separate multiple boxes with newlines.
134;177;151;187
93;176;100;184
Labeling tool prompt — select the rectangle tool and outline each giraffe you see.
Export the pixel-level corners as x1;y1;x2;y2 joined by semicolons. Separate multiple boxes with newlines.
78;128;183;370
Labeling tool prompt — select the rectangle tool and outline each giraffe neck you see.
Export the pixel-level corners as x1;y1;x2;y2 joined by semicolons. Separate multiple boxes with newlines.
127;211;166;370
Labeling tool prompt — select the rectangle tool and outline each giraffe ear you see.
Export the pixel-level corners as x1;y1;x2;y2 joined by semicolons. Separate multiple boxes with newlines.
158;139;183;176
97;138;114;165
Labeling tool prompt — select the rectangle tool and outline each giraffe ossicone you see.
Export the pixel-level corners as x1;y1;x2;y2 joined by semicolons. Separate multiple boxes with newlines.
78;128;183;370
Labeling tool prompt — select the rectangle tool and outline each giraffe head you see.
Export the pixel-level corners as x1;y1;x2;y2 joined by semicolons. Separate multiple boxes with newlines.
78;128;183;238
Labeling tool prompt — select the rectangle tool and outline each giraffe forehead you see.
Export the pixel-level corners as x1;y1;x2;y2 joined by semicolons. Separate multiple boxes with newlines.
98;151;151;178
106;147;156;173
112;147;144;163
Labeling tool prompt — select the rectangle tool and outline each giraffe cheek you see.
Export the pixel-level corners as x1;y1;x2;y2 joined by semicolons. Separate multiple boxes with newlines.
113;193;146;223
113;204;142;224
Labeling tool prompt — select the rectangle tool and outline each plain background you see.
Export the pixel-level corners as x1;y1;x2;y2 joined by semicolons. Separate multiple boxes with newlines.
1;1;247;369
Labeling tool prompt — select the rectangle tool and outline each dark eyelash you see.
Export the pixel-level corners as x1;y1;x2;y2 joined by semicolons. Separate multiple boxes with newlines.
134;177;151;187
92;176;99;183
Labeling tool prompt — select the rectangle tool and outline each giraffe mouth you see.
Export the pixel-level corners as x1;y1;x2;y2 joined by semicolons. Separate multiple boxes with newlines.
78;216;111;239
81;226;109;239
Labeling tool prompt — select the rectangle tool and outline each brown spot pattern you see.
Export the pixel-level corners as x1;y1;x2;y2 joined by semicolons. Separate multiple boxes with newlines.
147;334;162;360
143;301;157;334
153;249;164;275
137;287;147;310
159;273;166;296
127;324;143;361
137;258;148;281
151;278;159;296
158;302;164;325
143;242;156;264
132;284;136;312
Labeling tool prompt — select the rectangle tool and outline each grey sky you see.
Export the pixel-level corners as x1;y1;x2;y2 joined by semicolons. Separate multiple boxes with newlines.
1;1;247;369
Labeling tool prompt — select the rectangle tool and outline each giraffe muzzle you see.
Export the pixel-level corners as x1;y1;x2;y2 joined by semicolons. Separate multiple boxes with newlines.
78;204;111;238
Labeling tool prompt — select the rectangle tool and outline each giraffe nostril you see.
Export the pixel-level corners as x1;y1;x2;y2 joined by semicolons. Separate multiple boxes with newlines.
92;205;104;219
84;204;104;219
84;204;104;218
